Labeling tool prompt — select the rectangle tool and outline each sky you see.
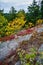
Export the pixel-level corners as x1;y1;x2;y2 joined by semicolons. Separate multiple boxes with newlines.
0;0;40;13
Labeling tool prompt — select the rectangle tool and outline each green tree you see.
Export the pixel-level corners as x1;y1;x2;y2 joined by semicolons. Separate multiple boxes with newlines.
0;9;4;15
4;13;10;21
9;6;17;21
41;0;43;19
26;0;40;25
17;9;26;19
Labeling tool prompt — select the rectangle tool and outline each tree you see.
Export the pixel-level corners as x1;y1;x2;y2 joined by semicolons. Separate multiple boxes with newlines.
0;9;4;15
0;14;8;37
5;17;26;36
9;6;17;21
17;9;26;19
4;13;10;21
41;0;43;19
26;0;40;24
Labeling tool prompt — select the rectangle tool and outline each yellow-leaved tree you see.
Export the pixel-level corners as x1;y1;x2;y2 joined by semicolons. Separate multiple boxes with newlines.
0;14;8;37
36;19;43;25
5;17;26;36
5;9;26;36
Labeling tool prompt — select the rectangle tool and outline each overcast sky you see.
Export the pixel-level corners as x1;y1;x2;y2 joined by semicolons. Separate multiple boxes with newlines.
0;0;40;13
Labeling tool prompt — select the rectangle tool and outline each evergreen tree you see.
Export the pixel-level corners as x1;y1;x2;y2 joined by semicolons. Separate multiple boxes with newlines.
26;0;39;24
41;0;43;19
9;6;17;21
0;9;4;15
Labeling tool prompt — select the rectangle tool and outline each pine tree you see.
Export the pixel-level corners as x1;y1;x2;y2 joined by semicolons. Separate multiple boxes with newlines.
41;0;43;19
27;0;39;24
9;6;17;21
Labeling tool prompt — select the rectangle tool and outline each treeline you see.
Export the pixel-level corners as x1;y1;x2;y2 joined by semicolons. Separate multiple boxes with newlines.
0;0;43;37
0;0;43;22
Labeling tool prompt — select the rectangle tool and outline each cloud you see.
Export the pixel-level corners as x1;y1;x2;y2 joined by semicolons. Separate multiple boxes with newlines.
0;0;16;3
0;0;28;2
0;0;39;13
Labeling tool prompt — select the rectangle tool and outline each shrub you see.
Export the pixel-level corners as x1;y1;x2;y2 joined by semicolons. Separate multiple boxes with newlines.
36;19;43;25
5;17;26;36
0;14;8;37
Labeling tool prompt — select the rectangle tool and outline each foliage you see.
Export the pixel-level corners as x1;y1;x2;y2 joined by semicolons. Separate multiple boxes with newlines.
0;9;4;15
26;0;40;24
25;22;34;29
36;19;43;25
41;0;43;19
17;47;39;65
0;0;43;37
17;9;26;19
0;14;8;37
9;6;17;21
28;22;34;27
5;17;26;36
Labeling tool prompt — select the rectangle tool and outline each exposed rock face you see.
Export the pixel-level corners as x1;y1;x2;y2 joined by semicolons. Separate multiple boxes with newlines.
16;32;43;65
17;30;43;51
0;25;43;65
0;34;32;65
